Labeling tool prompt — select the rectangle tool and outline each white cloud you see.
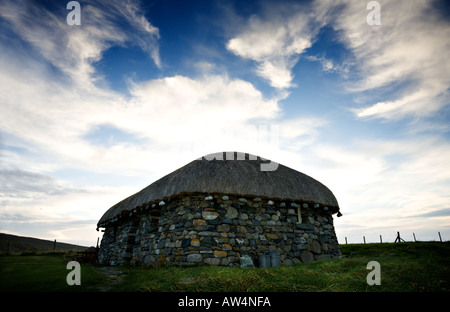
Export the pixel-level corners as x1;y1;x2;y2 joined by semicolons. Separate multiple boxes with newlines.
315;0;450;119
255;59;298;89
0;166;136;246
226;3;319;89
0;0;160;90
0;1;285;177
300;135;450;241
304;55;350;74
227;0;450;119
107;0;161;67
0;63;283;177
353;88;445;119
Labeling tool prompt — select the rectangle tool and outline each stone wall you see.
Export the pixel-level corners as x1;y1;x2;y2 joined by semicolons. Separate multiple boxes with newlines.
98;193;341;267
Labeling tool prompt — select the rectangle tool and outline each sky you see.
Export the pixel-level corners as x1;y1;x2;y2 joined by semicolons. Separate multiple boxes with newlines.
0;0;449;247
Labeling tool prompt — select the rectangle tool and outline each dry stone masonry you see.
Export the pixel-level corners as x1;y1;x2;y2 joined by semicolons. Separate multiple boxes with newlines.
98;193;341;267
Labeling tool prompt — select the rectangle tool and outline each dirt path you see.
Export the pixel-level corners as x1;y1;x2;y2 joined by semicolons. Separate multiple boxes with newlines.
94;266;126;292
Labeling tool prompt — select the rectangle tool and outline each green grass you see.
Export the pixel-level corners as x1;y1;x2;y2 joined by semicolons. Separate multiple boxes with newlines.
1;242;449;292
118;262;364;292
0;253;107;292
114;242;450;292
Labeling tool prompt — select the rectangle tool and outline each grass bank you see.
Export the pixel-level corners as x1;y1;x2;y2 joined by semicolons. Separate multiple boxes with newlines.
0;252;107;292
116;242;450;292
0;242;449;292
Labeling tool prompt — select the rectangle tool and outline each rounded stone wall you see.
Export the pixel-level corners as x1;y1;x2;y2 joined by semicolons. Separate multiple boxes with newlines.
98;192;341;267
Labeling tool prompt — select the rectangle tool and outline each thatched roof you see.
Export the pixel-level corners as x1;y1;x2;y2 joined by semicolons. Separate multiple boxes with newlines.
98;152;340;227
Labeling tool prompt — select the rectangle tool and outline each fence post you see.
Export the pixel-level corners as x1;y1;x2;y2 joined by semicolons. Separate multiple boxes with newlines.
438;232;442;242
413;233;416;242
345;237;348;244
380;235;382;243
363;236;366;244
53;239;56;251
395;231;405;243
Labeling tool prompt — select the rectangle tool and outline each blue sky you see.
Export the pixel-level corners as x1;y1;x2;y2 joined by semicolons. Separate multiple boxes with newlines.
0;0;449;246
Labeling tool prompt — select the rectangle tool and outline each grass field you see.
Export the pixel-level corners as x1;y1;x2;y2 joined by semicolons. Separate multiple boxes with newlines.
0;252;107;292
0;242;449;292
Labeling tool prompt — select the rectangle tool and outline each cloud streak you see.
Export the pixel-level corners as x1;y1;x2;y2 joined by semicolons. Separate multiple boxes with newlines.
0;0;160;90
317;0;450;119
406;208;450;218
227;0;450;120
0;168;83;198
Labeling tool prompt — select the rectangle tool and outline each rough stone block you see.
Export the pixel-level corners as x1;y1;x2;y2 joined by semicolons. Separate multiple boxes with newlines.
222;244;232;251
202;211;219;220
198;231;218;236
157;240;166;249
225;207;238;219
296;224;314;231
204;257;221;265
282;259;293;266
239;213;249;220
217;224;230;232
310;240;321;254
239;255;254;268
300;250;314;263
202;236;217;246
214;250;227;257
193;219;207;228
187;253;202;263
237;226;247;234
266;233;278;239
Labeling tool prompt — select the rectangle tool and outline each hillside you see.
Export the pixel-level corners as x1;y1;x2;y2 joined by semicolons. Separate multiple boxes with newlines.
0;233;89;255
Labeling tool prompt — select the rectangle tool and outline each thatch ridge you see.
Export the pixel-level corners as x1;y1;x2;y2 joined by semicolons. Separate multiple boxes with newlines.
98;152;340;226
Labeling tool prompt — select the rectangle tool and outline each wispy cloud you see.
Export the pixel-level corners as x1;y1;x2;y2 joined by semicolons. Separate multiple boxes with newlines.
0;0;160;90
0;168;83;199
226;0;450;120
226;2;321;89
303;55;350;74
319;0;450;119
406;208;450;218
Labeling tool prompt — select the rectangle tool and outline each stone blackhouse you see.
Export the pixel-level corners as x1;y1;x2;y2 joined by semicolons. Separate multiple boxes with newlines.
97;152;342;267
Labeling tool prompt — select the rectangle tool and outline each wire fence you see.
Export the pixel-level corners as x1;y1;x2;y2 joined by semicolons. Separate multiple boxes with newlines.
341;231;447;244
